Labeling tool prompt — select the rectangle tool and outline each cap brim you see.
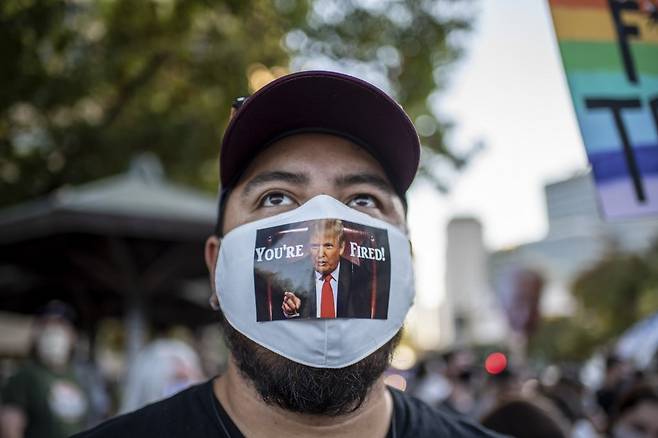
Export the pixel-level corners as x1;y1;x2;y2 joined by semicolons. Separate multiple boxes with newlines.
220;71;420;195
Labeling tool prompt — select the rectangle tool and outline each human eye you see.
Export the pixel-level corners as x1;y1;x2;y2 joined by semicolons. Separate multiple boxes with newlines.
347;194;378;209
259;192;294;207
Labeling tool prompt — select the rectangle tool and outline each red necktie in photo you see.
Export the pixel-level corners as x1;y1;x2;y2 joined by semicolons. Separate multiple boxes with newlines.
321;274;335;318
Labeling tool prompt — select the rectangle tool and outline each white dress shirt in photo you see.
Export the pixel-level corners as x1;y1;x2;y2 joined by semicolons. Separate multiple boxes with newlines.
315;264;340;318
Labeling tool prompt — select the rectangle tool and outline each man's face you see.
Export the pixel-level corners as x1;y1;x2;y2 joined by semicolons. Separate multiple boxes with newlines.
211;132;406;415
221;133;406;233
310;231;344;275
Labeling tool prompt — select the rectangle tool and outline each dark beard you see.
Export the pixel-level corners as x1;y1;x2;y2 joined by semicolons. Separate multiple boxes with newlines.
219;312;400;416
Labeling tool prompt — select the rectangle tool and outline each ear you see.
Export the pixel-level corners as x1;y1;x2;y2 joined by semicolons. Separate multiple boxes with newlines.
205;235;221;309
205;235;221;274
339;240;345;255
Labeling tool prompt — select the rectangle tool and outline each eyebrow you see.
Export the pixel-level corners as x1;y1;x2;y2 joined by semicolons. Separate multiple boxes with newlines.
334;173;394;194
241;171;310;197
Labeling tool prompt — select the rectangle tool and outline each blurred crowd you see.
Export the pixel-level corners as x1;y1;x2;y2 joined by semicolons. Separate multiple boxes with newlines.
0;301;656;438
403;348;658;438
0;302;217;438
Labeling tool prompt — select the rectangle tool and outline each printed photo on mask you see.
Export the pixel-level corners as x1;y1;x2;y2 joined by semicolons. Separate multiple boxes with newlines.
253;218;391;322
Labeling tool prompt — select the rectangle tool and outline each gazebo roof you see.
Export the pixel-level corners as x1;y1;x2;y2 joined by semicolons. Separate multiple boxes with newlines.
0;155;219;328
0;155;217;244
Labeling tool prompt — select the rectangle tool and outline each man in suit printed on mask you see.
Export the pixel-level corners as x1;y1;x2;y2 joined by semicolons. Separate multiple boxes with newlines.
282;219;371;319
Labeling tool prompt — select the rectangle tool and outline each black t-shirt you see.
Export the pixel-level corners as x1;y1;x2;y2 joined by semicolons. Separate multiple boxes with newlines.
73;379;503;438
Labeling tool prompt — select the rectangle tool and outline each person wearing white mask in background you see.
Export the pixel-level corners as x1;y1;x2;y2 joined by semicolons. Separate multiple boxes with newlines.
119;336;205;414
74;71;504;437
1;301;89;438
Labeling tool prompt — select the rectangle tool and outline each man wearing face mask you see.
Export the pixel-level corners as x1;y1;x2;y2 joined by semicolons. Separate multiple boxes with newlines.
75;71;503;437
1;301;89;438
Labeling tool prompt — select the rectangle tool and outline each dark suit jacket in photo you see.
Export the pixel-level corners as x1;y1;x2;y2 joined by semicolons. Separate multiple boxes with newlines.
299;258;372;319
255;256;388;321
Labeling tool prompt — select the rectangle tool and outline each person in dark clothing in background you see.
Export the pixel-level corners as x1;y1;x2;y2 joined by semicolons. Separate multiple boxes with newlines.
1;301;90;438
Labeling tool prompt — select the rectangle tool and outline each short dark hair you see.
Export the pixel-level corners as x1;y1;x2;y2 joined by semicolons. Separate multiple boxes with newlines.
481;398;568;438
213;186;231;237
38;300;76;325
611;384;658;424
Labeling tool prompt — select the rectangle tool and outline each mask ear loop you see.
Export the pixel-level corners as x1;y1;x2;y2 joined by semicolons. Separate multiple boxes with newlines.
209;237;223;311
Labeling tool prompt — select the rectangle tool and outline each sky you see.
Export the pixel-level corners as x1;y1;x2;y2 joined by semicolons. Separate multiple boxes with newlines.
406;0;591;345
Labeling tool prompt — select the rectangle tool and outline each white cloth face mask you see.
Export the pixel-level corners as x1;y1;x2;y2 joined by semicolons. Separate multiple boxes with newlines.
37;326;73;368
215;195;415;368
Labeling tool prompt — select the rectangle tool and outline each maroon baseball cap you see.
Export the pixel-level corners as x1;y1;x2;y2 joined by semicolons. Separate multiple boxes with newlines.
219;70;421;196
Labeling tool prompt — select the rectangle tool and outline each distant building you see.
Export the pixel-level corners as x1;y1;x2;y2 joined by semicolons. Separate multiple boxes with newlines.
490;171;658;318
445;217;507;345
443;171;658;347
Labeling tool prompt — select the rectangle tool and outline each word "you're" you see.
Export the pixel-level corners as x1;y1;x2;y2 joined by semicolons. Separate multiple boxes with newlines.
255;244;304;262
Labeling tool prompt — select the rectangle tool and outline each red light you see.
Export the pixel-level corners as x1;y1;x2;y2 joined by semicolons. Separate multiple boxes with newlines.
485;352;507;375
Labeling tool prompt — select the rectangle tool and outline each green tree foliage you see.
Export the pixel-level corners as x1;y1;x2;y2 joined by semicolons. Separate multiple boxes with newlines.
0;0;301;203
528;244;658;362
287;0;476;188
572;253;649;336
0;0;473;206
528;316;600;363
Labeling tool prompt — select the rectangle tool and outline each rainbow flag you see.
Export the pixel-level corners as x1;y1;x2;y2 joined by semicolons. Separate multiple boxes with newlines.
548;0;658;219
